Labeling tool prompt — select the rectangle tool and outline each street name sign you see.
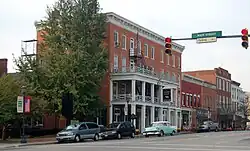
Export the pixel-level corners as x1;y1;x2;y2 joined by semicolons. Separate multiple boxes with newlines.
196;37;217;44
192;31;222;39
17;96;24;113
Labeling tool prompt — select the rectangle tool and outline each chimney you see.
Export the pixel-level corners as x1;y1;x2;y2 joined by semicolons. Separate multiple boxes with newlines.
0;58;8;77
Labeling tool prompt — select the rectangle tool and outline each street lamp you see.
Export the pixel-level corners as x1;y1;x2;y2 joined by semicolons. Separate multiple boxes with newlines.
20;86;27;144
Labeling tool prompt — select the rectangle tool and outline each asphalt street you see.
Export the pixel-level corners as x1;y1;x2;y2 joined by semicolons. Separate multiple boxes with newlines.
2;131;250;151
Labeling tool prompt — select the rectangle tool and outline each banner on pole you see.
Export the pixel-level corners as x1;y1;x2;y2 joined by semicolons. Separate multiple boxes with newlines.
17;96;24;113
24;96;31;113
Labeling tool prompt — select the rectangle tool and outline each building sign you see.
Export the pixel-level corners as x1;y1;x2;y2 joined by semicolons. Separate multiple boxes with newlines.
163;89;171;101
17;96;24;113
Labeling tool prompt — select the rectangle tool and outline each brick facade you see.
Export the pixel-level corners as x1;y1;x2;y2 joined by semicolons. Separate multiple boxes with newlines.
0;58;7;76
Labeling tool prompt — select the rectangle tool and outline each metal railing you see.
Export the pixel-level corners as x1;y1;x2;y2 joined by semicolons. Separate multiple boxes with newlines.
111;66;178;84
112;94;177;107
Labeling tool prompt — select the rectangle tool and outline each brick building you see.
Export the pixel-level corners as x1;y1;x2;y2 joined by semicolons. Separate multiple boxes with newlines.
184;67;232;129
0;58;8;76
181;74;217;130
36;12;185;131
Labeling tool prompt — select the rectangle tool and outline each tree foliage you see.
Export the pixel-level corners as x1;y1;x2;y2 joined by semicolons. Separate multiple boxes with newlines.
14;0;108;120
0;74;20;125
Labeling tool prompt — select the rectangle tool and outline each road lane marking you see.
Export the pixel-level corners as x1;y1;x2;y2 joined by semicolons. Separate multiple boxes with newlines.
70;145;250;151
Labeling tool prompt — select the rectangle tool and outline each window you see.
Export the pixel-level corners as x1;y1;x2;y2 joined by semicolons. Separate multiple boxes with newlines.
161;50;164;63
190;95;193;107
182;93;185;106
114;56;118;69
130;38;134;49
194;96;196;107
177;56;181;68
138;41;141;55
86;123;99;129
79;123;87;130
122;57;126;72
114;31;119;46
167;54;170;65
121;35;126;50
144;44;148;57
172;55;175;67
186;94;189;106
151;47;155;59
172;73;176;82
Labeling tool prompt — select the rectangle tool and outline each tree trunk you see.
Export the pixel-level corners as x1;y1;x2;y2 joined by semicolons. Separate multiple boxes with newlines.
2;125;6;140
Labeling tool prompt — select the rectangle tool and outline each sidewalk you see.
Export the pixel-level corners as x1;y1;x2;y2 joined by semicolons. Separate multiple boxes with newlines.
0;136;56;149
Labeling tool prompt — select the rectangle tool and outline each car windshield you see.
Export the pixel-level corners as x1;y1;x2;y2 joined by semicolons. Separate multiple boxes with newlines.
150;123;164;127
64;124;79;131
107;123;120;128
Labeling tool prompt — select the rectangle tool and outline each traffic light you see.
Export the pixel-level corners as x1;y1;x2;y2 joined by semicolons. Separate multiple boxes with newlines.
241;28;248;49
165;37;172;55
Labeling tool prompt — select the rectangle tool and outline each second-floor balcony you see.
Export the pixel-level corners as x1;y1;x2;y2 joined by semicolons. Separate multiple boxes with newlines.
112;94;177;108
111;66;179;84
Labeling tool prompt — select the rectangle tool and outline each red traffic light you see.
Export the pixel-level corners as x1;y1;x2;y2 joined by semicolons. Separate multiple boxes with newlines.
165;37;172;43
241;28;248;35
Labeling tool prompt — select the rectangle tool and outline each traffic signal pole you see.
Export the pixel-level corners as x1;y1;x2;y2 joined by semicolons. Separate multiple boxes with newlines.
172;34;250;41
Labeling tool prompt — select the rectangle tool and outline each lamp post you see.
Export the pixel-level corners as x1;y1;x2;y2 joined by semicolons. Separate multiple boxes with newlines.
20;86;27;144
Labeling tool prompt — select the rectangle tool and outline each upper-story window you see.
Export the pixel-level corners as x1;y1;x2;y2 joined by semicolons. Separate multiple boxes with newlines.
177;56;181;68
130;38;134;49
114;55;118;69
114;31;119;47
172;73;176;82
138;41;141;55
161;50;164;63
144;44;148;57
151;47;155;59
172;55;175;67
167;54;170;65
121;35;126;50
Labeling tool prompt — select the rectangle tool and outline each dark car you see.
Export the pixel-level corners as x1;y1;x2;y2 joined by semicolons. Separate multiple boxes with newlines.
100;121;135;139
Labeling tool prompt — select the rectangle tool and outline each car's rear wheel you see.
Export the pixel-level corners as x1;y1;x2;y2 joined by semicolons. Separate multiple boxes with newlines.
74;135;80;142
93;134;99;141
117;133;122;139
131;132;135;138
158;130;164;137
170;130;175;136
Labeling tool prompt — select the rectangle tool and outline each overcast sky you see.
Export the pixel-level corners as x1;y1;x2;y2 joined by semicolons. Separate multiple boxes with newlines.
1;0;250;91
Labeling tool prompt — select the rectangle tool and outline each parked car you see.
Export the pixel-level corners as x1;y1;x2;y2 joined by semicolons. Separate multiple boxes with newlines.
143;121;177;137
100;121;135;139
197;121;219;132
56;122;100;143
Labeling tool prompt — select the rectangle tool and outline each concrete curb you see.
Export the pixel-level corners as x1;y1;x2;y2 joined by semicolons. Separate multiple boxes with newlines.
1;132;192;149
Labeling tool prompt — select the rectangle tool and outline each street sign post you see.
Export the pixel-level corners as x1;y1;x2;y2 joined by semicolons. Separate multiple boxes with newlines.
192;31;222;39
17;96;24;113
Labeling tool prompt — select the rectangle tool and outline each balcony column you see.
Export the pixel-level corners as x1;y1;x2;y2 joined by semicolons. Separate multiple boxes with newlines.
109;104;113;124
151;84;154;103
110;80;113;102
160;86;163;103
142;81;146;102
131;104;136;128
175;110;178;126
168;109;171;123
171;88;174;102
159;107;163;121
151;106;155;123
132;80;136;102
141;105;146;130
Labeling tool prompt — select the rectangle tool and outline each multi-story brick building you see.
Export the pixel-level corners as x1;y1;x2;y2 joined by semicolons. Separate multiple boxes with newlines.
36;12;185;131
181;74;216;130
184;67;232;129
104;12;185;131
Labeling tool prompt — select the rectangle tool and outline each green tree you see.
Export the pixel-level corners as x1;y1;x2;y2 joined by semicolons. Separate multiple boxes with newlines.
0;74;20;140
14;0;108;121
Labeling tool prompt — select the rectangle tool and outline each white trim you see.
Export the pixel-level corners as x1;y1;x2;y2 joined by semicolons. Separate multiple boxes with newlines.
106;12;185;53
121;34;127;50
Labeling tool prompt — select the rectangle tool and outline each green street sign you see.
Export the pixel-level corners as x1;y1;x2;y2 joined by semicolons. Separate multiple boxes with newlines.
192;31;222;39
